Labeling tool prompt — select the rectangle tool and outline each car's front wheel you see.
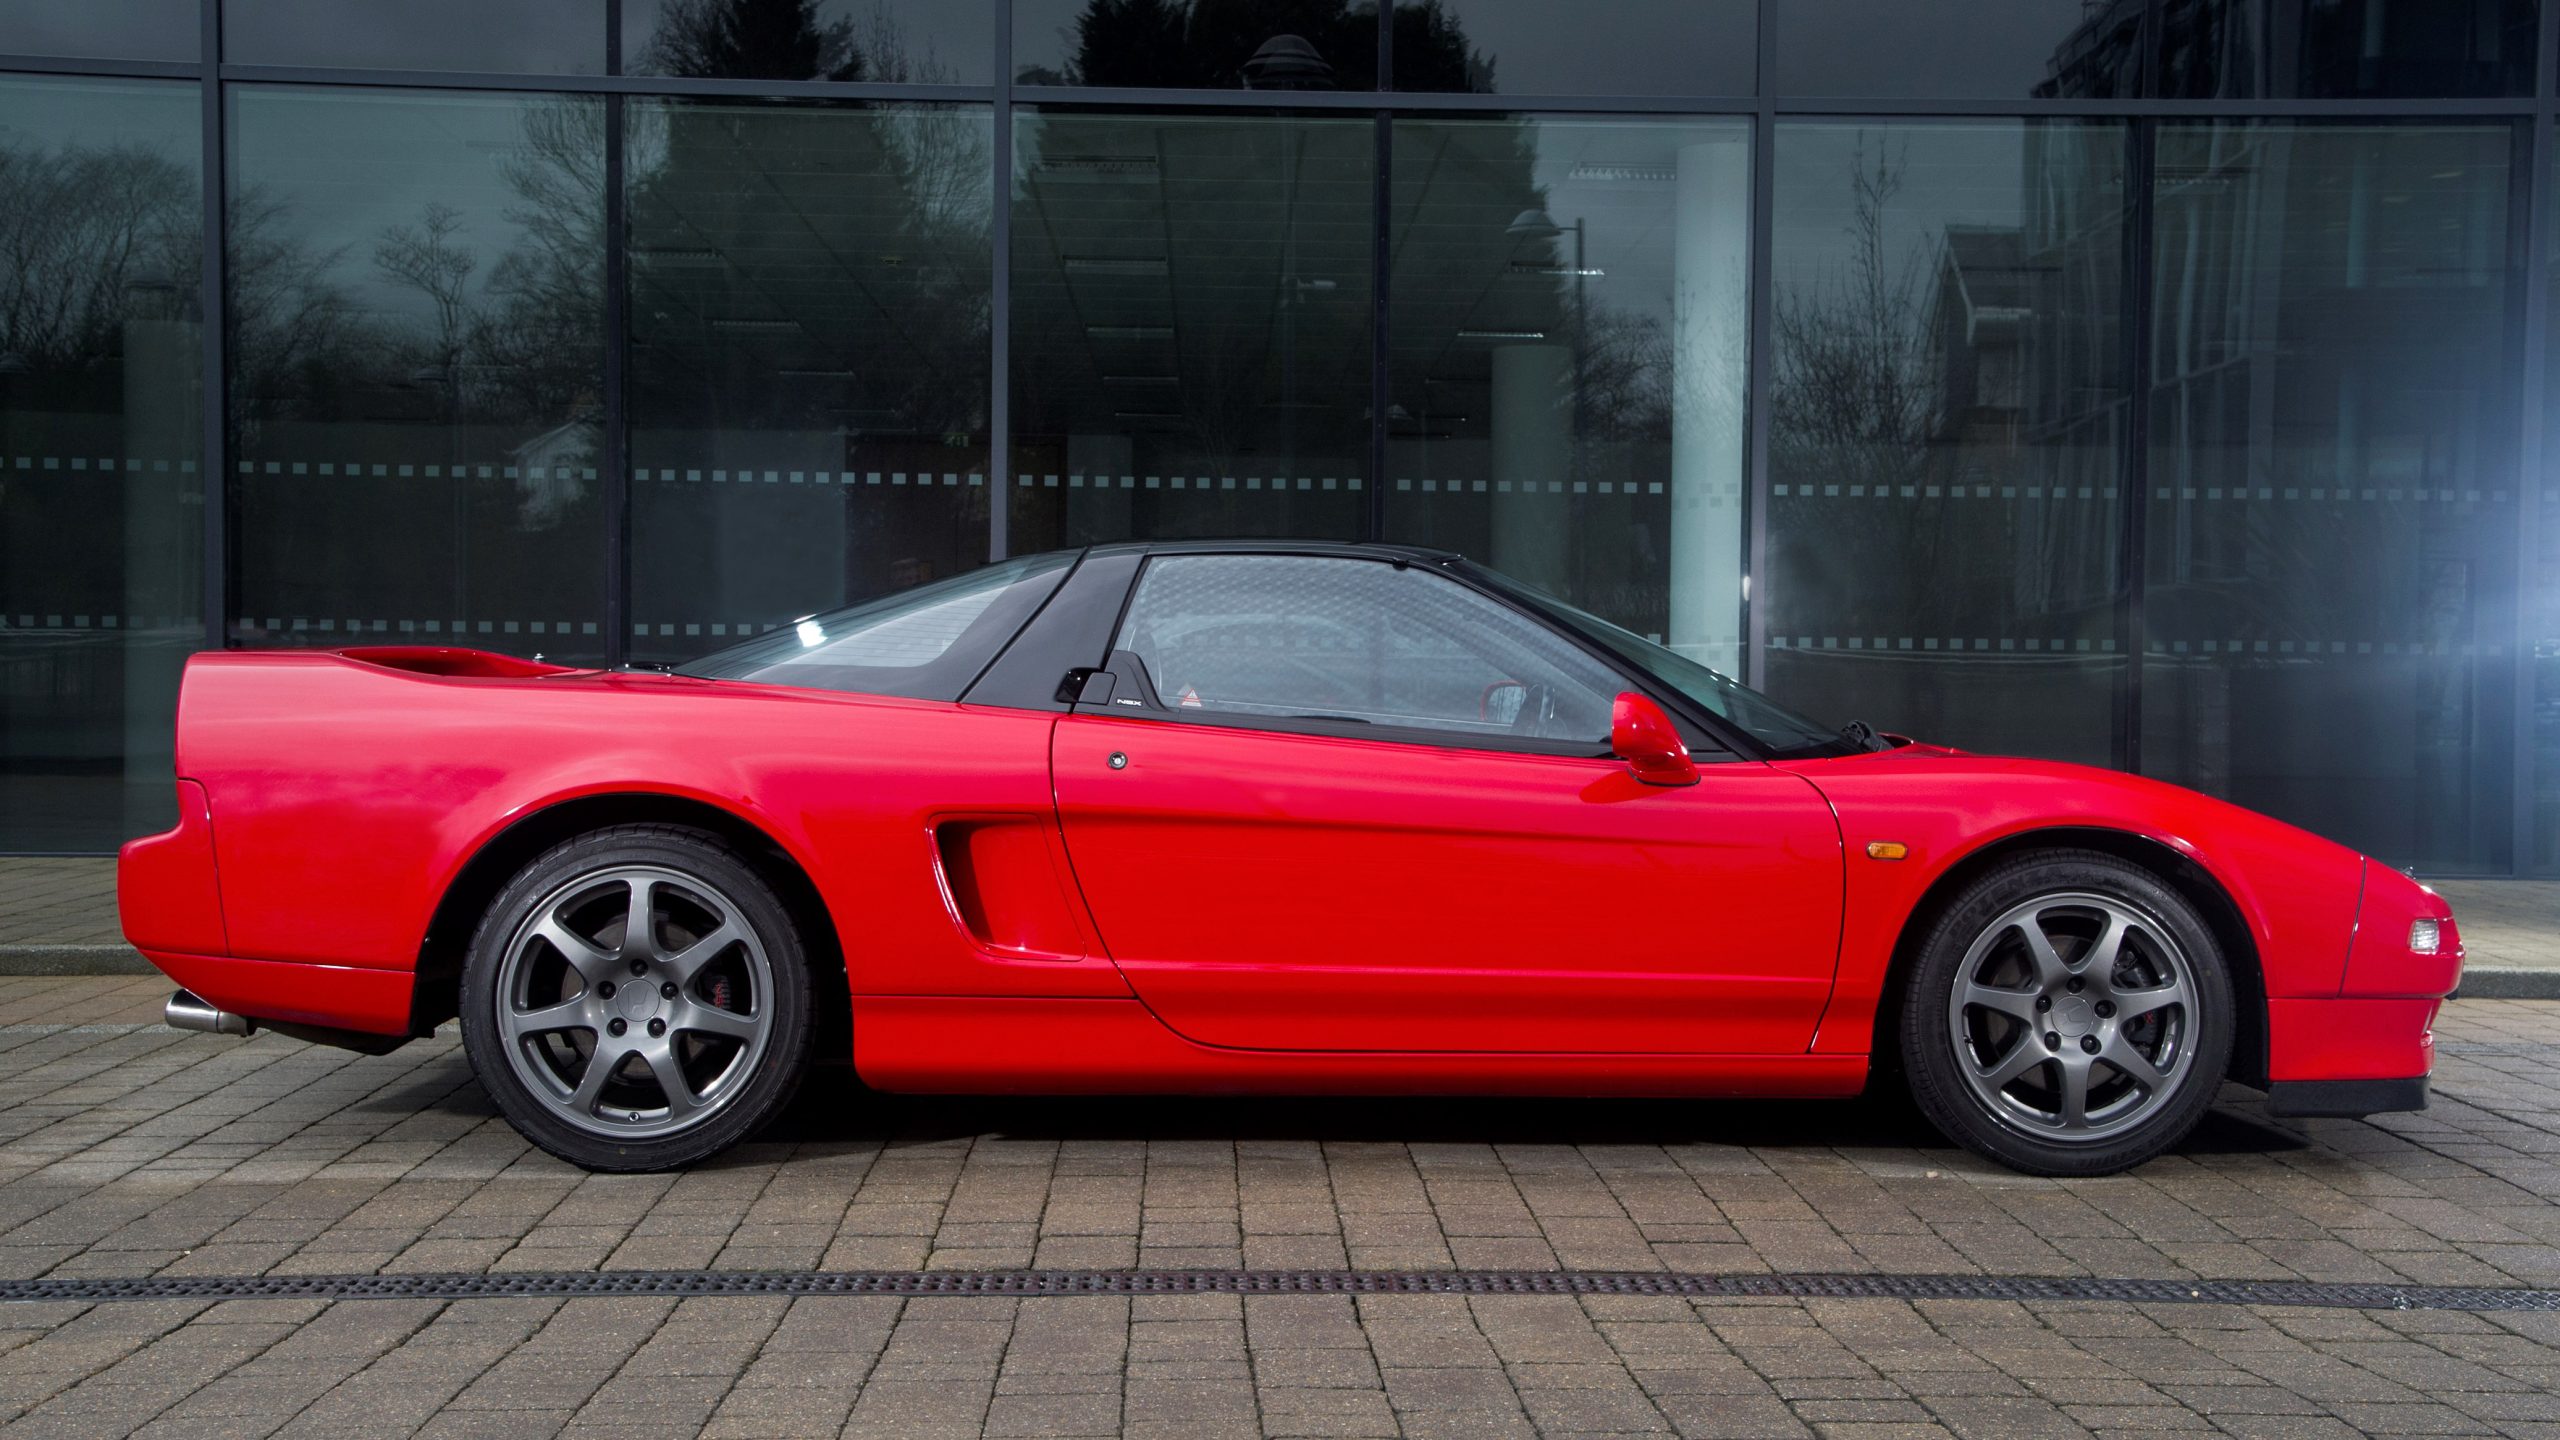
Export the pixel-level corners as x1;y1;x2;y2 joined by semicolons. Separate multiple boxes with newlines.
460;825;813;1171
1901;851;2233;1176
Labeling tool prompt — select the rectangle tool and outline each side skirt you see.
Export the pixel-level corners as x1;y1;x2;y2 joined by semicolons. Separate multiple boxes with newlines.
850;995;1872;1098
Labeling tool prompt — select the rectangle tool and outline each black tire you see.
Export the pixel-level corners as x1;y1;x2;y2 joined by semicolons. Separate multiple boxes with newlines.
460;824;814;1172
1900;850;2233;1177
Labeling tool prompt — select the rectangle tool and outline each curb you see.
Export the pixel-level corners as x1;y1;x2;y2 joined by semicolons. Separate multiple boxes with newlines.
0;944;155;976
2456;967;2560;1000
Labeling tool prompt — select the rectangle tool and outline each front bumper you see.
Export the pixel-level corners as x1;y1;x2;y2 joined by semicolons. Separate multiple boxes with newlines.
2262;996;2439;1116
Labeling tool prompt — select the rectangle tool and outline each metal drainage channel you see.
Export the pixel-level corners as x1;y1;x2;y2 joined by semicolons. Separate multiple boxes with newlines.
4;1270;2557;1313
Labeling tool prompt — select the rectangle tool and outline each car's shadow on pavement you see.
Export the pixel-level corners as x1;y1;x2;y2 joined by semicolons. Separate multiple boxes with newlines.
741;1065;2315;1167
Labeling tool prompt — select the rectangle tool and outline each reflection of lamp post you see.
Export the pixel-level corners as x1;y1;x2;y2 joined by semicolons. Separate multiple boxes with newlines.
1244;34;1334;90
1506;207;1587;443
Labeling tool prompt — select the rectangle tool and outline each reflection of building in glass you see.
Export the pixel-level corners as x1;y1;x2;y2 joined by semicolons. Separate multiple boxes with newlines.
3;0;2557;874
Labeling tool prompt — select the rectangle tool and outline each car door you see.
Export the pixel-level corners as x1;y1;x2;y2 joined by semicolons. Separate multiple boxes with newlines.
1049;551;1845;1055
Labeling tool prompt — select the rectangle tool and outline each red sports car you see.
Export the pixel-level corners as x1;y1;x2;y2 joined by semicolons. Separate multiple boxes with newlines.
119;541;2461;1176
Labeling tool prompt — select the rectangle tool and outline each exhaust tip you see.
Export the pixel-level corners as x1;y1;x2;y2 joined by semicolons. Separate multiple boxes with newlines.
164;989;254;1037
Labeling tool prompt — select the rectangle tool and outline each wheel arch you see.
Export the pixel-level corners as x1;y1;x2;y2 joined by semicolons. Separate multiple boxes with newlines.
1877;826;2270;1088
412;791;850;1060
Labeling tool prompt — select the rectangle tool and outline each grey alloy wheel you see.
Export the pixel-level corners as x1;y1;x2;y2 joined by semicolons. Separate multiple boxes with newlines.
494;862;777;1141
1943;890;2203;1145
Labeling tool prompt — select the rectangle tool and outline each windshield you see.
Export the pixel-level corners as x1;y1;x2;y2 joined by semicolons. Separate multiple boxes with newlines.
674;554;1073;700
1464;565;1862;759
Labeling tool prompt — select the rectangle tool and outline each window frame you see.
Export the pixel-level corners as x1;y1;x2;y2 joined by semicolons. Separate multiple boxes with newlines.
1074;546;1745;762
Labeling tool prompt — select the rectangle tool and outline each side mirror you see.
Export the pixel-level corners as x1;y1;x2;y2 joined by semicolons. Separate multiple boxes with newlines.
1611;692;1699;787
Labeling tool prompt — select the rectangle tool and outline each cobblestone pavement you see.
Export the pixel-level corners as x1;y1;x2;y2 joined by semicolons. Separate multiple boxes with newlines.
0;980;2555;1438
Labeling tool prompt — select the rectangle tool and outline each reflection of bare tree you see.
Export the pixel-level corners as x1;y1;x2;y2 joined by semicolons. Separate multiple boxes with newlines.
483;101;606;431
0;136;371;452
227;188;366;441
375;203;476;385
0;141;196;367
1770;141;1931;497
226;95;608;533
1579;308;1671;445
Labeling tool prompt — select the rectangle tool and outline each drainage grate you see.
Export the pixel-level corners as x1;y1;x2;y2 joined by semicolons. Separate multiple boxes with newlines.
4;1269;2556;1312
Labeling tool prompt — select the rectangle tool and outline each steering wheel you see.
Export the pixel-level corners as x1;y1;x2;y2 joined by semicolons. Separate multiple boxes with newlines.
1505;682;1559;739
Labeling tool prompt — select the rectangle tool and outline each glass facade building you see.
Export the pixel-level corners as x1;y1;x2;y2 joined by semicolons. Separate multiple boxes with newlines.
2;0;2555;878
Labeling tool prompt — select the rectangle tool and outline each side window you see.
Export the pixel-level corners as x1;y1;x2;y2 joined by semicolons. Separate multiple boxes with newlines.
1109;555;1623;747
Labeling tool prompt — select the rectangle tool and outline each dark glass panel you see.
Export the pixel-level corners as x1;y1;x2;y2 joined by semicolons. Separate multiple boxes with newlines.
223;0;604;74
1010;111;1371;550
0;77;201;850
1388;0;1753;97
624;0;992;83
1381;116;1751;668
1770;0;2141;99
1764;122;2132;765
227;88;606;660
627;101;992;664
1013;0;1379;90
2156;0;2535;99
2144;123;2517;872
0;0;196;63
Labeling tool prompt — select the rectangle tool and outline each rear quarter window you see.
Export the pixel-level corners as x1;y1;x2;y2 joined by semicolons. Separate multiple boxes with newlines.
677;554;1074;700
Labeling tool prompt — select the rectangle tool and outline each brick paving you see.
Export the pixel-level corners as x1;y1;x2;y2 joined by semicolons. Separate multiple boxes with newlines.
0;980;2551;1436
0;860;122;948
2436;881;2560;974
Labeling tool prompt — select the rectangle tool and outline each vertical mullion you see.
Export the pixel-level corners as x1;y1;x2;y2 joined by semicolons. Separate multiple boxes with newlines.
1366;111;1389;542
1366;2;1392;541
988;0;1012;562
1742;3;1775;686
2118;120;2157;776
198;0;226;653
603;89;629;669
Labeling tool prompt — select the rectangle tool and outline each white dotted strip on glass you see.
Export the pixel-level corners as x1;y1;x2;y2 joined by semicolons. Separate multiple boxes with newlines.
8;457;198;473
1016;474;1361;491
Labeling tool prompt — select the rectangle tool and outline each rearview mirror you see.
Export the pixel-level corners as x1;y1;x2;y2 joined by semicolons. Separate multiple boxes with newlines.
1611;692;1698;787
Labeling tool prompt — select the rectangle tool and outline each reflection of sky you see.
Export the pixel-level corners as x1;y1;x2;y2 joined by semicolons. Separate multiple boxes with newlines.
1772;124;2038;294
224;0;602;72
0;76;196;158
0;0;196;63
1432;0;1754;97
232;90;576;326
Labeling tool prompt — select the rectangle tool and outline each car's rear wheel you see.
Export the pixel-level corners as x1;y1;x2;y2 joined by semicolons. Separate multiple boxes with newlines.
1900;850;2232;1176
460;825;812;1171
